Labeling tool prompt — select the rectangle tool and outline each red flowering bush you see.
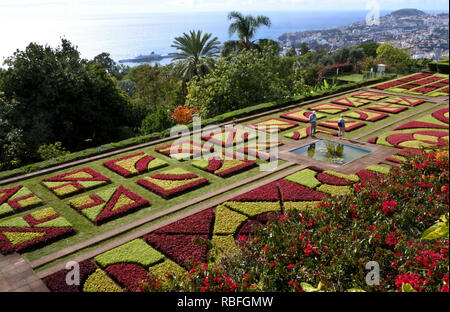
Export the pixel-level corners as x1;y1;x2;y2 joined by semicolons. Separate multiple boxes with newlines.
144;147;448;292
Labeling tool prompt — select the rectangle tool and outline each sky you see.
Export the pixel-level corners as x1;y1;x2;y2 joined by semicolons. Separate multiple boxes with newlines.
0;0;448;16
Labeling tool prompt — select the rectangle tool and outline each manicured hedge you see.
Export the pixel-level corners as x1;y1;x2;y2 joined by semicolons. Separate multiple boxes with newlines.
0;75;395;182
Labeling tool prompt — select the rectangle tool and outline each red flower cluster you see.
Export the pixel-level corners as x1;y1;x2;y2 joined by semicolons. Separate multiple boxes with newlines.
381;200;397;215
103;152;156;177
230;181;280;202
394;273;426;292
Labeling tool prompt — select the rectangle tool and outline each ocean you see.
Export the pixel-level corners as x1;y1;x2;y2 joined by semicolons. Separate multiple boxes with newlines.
0;10;444;66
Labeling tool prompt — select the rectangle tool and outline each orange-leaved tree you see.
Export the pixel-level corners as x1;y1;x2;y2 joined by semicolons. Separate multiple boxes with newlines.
171;105;196;125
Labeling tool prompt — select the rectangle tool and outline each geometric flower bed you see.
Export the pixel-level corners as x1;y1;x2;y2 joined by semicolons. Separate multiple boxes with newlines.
307;103;349;114
69;185;150;225
370;73;449;96
318;119;366;131
385;97;425;107
283;126;338;140
364;103;409;114
344;109;389;122
191;154;257;178
137;168;209;199
368;107;449;150
41;168;111;198
350;91;388;101
155;140;215;161
0;185;43;218
103;152;168;178
246;118;298;133
236;141;283;161
370;73;434;90
41;165;368;292
280;109;326;123
330;97;371;107
200;127;257;147
0;207;75;254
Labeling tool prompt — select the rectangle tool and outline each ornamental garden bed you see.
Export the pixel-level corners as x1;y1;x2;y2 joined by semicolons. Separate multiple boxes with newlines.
41;163;397;292
41;167;111;198
0;207;75;254
368;107;449;151
0;185;43;218
137;168;209;199
370;73;449;97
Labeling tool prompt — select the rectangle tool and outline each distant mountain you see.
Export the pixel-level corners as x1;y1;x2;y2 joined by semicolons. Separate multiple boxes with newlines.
389;8;427;17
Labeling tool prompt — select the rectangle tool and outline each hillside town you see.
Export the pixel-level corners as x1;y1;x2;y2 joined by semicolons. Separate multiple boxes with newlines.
279;9;449;60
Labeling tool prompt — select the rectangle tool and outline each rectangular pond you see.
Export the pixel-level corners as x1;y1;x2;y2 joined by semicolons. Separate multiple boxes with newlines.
290;139;372;165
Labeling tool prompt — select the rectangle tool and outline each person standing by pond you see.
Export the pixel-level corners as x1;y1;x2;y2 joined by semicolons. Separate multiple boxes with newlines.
309;111;317;137
338;114;345;137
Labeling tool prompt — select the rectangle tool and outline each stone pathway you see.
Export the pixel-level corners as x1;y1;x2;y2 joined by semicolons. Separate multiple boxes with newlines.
0;254;49;292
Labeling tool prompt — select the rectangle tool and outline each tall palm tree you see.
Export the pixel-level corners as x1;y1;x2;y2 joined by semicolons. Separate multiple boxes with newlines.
170;30;220;94
227;11;271;50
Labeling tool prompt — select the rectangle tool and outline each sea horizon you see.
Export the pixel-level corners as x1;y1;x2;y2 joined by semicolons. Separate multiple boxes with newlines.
0;9;448;66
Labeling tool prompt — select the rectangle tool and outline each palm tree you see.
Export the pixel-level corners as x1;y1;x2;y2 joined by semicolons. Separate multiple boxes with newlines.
170;30;220;94
227;11;271;50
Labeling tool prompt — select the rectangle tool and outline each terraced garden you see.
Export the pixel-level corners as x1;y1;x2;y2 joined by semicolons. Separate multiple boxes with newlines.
0;72;448;292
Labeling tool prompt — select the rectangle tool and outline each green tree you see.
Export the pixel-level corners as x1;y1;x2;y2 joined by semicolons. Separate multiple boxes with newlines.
170;30;220;94
300;43;309;55
186;45;295;117
140;104;173;135
227;11;271;50
358;42;380;58
0;39;131;166
37;142;70;160
376;42;413;72
286;44;297;57
90;52;130;80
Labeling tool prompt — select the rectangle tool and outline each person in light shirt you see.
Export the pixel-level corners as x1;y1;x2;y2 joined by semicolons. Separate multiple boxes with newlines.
309;111;317;137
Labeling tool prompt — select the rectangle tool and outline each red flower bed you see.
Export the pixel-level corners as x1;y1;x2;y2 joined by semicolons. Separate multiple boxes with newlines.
205;158;223;172
154;209;214;235
398;84;418;90
411;76;444;86
366;104;408;114
317;173;352;186
432;108;449;124
94;186;150;225
43;260;97;292
372;81;405;90
144;234;209;269
279;179;325;201
413;86;438;94
216;161;257;178
103;152;155;177
429;82;449;88
386;130;449;148
439;87;449;93
105;263;149;292
394;121;449;131
307;166;324;173
151;173;199;180
367;136;378;144
230;181;280;202
137;178;209;200
355;169;379;183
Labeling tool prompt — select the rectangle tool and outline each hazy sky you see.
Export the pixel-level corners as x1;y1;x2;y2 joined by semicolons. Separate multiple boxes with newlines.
0;0;448;16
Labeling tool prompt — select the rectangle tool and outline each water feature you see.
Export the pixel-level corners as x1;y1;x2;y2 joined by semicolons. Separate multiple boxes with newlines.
290;140;372;165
